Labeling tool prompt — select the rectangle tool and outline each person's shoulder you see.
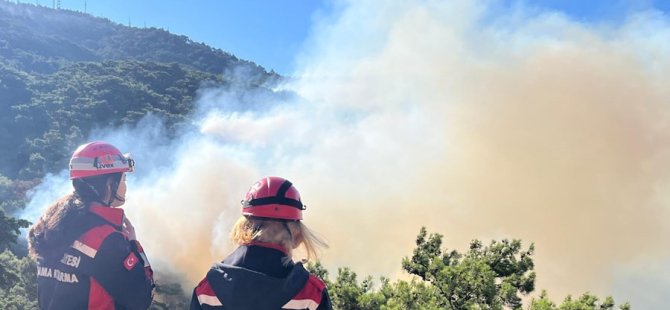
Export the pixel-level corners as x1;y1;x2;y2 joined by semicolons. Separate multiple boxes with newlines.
281;270;327;310
307;274;326;288
73;224;126;257
292;263;326;292
80;224;122;243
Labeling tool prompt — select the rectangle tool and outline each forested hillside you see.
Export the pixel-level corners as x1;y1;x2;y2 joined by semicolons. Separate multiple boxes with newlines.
0;1;632;309
0;1;279;181
0;1;275;77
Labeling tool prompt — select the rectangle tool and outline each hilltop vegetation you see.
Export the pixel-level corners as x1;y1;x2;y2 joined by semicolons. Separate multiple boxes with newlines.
0;1;281;180
0;1;274;77
0;59;236;179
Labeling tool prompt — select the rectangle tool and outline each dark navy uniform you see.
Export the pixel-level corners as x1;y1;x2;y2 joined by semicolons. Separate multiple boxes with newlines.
191;242;332;310
36;203;154;309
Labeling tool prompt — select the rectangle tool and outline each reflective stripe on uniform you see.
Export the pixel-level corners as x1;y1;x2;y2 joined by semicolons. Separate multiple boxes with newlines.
195;279;223;306
72;240;97;258
198;294;223;307
71;225;117;258
139;252;150;267
282;298;319;310
282;274;324;310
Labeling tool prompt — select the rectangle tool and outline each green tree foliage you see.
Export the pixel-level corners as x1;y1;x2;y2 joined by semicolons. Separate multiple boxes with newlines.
0;174;34;309
401;227;535;309
306;262;444;310
307;228;629;310
0;209;29;252
0;175;38;215
3;60;231;179
0;250;37;310
0;199;31;285
528;290;631;310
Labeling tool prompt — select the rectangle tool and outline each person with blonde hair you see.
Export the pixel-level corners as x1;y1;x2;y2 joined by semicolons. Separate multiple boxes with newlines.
28;141;154;309
190;176;331;310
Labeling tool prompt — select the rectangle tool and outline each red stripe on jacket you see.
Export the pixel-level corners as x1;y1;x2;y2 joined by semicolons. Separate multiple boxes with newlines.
294;275;324;301
79;225;117;250
89;278;114;310
282;275;325;309
195;278;223;307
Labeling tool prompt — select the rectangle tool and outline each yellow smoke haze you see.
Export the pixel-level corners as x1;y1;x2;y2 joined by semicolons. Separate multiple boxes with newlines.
112;0;670;306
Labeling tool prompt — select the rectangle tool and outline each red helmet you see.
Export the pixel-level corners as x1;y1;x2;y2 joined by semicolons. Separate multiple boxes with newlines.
69;141;134;179
242;176;305;221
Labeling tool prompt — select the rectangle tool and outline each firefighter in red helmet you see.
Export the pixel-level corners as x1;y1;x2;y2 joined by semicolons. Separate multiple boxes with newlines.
28;141;154;309
191;176;332;310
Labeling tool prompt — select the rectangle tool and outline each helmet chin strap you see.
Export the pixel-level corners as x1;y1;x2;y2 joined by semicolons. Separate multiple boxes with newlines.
78;179;108;206
107;179;124;207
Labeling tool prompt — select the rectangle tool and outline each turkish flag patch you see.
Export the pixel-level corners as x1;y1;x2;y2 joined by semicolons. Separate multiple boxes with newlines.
123;252;139;271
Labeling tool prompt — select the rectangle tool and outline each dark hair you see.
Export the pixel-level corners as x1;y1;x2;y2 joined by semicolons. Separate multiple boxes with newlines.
28;173;122;260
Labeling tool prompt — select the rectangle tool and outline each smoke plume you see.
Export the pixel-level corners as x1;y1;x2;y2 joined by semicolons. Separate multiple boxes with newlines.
24;0;670;307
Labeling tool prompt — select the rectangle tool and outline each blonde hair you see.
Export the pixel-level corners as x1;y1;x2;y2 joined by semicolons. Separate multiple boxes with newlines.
231;216;327;262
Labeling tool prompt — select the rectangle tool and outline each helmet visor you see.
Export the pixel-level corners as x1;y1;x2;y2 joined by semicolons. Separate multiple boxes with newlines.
123;153;135;172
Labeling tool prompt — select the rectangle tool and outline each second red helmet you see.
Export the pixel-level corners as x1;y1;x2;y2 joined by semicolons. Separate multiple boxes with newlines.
242;176;305;221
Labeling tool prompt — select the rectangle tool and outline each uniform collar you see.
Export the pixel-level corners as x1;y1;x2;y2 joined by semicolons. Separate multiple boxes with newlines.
245;241;289;255
89;203;124;226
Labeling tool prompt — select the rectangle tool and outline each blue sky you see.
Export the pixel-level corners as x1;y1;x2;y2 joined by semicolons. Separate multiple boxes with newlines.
54;0;334;75
51;0;669;75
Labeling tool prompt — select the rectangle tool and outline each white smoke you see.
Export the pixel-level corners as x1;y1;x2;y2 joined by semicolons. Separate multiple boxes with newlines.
23;0;670;307
23;170;71;222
